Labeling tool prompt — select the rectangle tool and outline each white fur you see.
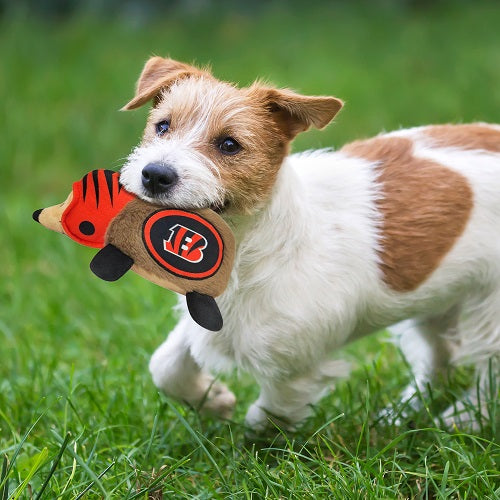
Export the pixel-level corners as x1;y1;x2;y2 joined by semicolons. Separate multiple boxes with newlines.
135;124;500;430
120;136;225;209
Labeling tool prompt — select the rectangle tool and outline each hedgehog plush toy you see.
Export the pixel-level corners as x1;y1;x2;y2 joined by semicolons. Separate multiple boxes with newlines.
33;169;235;331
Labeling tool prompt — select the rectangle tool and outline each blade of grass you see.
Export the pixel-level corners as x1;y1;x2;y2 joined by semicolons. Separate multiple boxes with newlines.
74;460;115;500
11;448;49;500
164;399;228;488
0;410;46;491
0;409;20;444
0;455;9;500
144;401;163;461
51;430;108;497
304;412;345;443
34;432;71;500
125;454;193;500
439;460;450;498
58;441;78;499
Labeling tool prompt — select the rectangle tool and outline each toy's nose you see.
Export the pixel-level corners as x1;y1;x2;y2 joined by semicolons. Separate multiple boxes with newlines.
32;209;43;223
141;163;178;195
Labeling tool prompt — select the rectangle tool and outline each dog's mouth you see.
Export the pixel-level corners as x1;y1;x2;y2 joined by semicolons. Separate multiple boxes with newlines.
137;190;230;214
209;199;230;214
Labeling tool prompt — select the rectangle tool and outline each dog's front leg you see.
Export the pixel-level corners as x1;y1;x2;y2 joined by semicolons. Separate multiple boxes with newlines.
149;316;236;418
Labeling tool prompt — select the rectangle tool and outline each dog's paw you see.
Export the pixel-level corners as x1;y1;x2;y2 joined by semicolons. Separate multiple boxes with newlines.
245;403;296;433
197;381;236;419
245;403;268;432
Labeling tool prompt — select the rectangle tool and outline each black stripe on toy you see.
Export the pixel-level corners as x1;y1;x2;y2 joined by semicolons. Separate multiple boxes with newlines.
103;170;114;205
92;170;100;207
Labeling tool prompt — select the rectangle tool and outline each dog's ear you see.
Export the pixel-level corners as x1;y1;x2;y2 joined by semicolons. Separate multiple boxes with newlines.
250;85;343;139
121;57;208;110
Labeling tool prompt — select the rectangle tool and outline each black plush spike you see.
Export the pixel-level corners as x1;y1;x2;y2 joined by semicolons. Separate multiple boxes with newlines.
186;291;223;331
90;244;134;281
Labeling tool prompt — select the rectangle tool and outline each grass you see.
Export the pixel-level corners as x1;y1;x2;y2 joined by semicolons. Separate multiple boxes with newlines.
1;1;499;497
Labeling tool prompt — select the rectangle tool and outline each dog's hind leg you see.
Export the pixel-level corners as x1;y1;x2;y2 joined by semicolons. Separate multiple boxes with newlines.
441;286;500;430
441;357;499;430
384;308;458;420
149;316;236;418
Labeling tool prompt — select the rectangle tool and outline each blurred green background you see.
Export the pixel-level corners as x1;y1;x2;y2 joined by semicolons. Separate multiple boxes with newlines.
2;0;500;198
0;1;499;497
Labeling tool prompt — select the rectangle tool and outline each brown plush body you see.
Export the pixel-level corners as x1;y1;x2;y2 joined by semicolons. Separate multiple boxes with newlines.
106;199;234;297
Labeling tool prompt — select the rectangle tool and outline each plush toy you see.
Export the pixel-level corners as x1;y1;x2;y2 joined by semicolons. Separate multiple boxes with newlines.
33;169;235;331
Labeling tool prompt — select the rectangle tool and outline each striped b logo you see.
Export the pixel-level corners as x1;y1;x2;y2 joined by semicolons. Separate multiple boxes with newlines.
163;224;208;263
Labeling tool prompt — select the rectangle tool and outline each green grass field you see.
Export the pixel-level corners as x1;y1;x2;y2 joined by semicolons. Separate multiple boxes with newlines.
1;2;499;498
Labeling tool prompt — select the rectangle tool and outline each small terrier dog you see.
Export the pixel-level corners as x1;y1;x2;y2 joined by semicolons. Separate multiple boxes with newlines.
119;57;500;431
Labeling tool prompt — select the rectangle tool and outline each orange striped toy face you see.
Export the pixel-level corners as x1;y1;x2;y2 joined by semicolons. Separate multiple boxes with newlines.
61;170;135;248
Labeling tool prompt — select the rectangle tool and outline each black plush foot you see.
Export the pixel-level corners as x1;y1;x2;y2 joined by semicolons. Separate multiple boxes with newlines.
186;292;223;331
90;244;134;281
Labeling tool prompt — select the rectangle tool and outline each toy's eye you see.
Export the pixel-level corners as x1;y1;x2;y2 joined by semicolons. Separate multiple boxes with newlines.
155;120;170;136
218;137;241;155
79;220;95;235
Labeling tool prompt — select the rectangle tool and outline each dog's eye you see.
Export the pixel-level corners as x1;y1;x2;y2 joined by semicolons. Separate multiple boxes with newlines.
218;137;241;155
155;120;170;136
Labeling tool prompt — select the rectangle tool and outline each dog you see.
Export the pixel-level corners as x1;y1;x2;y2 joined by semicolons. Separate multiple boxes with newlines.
119;56;500;431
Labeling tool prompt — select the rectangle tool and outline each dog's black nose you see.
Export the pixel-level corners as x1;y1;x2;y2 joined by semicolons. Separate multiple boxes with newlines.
141;163;178;195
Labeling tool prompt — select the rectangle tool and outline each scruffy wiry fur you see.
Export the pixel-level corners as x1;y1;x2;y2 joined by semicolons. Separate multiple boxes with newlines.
120;57;500;431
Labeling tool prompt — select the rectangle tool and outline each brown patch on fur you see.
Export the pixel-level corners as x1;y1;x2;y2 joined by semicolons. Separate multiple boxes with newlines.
342;136;473;292
212;85;342;212
211;91;289;213
122;57;211;111
424;124;500;153
247;85;343;139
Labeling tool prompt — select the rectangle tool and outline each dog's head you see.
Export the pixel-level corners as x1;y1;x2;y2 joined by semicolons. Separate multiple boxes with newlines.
119;57;343;214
